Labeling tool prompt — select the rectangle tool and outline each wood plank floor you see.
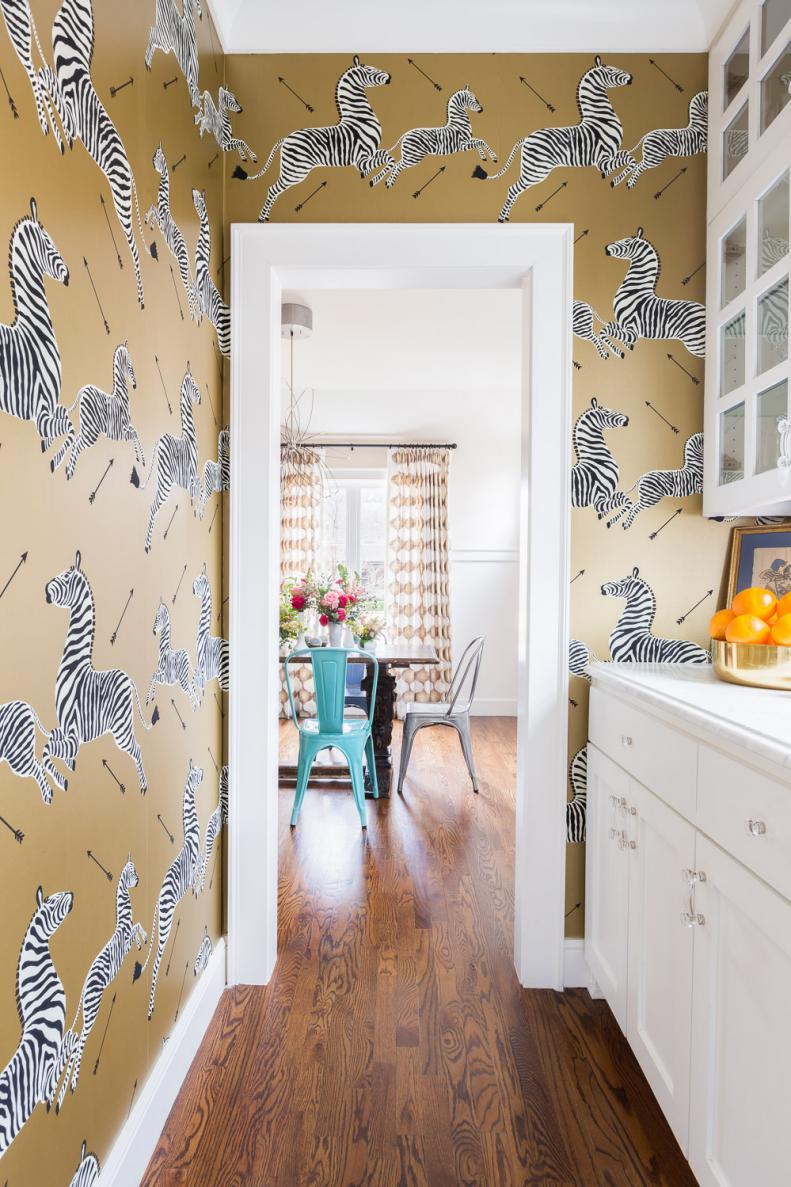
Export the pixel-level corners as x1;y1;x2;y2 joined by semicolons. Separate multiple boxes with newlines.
143;718;696;1187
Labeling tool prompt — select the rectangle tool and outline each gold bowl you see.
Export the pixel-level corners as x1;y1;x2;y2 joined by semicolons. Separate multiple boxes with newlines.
712;639;791;691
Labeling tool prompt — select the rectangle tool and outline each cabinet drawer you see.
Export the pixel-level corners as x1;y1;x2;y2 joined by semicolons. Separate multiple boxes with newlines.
698;747;791;902
589;688;697;820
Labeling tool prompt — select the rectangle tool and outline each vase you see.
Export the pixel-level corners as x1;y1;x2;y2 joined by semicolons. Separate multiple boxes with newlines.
328;621;343;646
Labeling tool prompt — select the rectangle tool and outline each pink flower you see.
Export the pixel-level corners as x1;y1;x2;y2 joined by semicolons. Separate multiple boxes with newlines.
347;593;356;604
291;593;305;611
319;613;328;626
337;607;346;621
339;594;348;607
322;589;340;610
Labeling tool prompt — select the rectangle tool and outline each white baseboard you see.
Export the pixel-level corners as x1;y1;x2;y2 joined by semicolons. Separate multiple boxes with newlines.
99;937;226;1187
470;699;517;716
563;937;590;988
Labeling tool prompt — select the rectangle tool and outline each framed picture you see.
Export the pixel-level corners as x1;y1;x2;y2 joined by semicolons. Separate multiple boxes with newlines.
728;525;791;604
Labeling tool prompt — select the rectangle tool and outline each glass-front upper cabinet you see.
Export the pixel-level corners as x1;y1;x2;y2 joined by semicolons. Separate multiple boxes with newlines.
705;0;791;515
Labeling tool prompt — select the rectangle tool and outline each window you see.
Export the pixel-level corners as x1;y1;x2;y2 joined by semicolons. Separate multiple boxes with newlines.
318;472;387;608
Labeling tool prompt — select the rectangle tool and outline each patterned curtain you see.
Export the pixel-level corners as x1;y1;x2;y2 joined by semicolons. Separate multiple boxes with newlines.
280;446;324;717
387;447;453;715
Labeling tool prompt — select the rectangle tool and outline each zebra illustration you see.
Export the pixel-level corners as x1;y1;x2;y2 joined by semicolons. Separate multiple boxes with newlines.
473;56;632;222
195;86;257;162
44;550;155;792
147;600;198;709
569;639;599;682
193;188;229;356
58;341;144;479
35;0;148;308
145;0;202;107
0;699;66;804
146;145;198;321
194;763;227;894
601;567;710;664
0;885;74;1155
572;299;625;361
571;397;630;521
604;227;706;357
608;432;704;530
192;566;229;700
131;368;201;553
54;859;146;1111
193;928;212;976
607;90;708;189
0;198;74;460
196;427;229;519
232;56;393;222
133;760;203;1020
0;0;64;146
369;85;496;189
67;1140;101;1187
566;745;587;844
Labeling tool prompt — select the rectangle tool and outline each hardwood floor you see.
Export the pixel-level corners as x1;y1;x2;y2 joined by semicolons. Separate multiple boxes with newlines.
143;718;696;1187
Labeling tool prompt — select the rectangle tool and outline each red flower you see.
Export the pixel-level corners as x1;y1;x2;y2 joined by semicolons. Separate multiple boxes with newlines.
319;613;328;626
347;594;356;603
291;593;305;610
339;594;348;607
337;608;346;621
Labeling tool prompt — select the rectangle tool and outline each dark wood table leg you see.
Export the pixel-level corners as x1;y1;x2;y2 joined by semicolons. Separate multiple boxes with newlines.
363;663;396;797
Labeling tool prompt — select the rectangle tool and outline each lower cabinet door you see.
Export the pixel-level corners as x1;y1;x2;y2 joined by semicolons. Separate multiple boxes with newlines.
585;744;630;1031
626;779;696;1154
689;835;791;1187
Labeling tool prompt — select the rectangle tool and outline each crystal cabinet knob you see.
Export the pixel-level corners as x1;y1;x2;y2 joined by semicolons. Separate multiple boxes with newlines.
747;818;767;836
621;735;633;748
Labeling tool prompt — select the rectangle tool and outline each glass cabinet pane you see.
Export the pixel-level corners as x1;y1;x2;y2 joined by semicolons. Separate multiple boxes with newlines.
762;0;791;55
722;218;747;304
758;172;789;274
758;276;789;371
760;39;791;131
720;403;746;483
725;30;751;107
721;311;746;395
756;379;790;471
723;103;749;178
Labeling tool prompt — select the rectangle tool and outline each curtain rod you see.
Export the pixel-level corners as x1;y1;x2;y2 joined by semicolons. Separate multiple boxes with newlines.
281;441;457;450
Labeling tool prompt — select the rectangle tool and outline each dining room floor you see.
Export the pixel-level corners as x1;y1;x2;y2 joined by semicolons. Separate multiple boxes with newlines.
142;717;695;1186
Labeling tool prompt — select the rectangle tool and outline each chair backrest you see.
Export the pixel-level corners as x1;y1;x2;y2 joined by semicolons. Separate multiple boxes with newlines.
285;647;379;731
446;636;485;715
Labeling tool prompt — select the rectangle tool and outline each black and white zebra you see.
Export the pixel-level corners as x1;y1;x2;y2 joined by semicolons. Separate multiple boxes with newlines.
572;299;625;361
194;763;227;894
67;1140;100;1187
473;56;632;222
604;227;706;357
133;760;203;1021
607;90;708;189
131;368;201;553
193;928;212;976
566;745;587;843
608;432;704;530
0;0;65;146
145;0;202;107
54;858;146;1111
0;699;66;804
37;0;148;307
0;198;74;461
192;566;228;700
58;341;144;479
44;550;155;792
196;426;229;519
369;85;496;189
569;639;599;682
601;567;710;664
193;188;229;356
146;144;197;321
195;86;256;162
147;600;198;710
0;885;73;1155
571;397;629;521
232;56;393;222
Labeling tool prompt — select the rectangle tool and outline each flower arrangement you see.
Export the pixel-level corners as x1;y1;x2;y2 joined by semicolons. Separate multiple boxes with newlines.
352;611;385;648
279;586;301;646
289;565;383;638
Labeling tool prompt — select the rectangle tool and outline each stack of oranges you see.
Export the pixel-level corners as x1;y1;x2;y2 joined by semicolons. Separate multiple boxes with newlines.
710;587;791;646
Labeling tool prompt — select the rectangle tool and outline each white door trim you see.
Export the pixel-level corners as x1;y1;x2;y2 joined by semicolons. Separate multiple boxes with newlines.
228;223;572;990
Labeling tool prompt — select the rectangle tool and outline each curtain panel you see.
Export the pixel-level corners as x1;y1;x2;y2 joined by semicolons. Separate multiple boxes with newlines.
280;446;324;717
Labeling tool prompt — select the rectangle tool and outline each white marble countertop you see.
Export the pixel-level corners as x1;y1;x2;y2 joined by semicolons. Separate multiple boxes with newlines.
589;662;791;776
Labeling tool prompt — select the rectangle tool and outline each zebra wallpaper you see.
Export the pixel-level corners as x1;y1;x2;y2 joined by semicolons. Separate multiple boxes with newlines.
0;1;224;1182
224;50;733;937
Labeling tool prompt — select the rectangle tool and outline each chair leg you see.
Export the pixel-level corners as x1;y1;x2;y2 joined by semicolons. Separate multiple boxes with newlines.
456;719;479;793
396;717;419;795
290;737;315;826
364;735;379;800
347;747;368;829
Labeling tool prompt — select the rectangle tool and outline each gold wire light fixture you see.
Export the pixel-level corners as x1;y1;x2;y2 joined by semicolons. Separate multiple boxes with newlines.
279;302;331;498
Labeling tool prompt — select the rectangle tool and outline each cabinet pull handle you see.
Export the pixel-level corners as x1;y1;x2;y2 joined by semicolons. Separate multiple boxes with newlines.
747;818;767;837
621;735;633;748
681;911;706;927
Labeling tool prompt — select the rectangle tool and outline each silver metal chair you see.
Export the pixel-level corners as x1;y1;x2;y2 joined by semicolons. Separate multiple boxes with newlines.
396;637;485;795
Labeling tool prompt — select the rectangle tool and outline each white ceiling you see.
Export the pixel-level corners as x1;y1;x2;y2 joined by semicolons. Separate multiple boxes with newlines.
280;288;522;394
207;0;737;55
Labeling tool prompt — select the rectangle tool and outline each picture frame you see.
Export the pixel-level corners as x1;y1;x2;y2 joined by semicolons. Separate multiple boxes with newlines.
727;524;791;604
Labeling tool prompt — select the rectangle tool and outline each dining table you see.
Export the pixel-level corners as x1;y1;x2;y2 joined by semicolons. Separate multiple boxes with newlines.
279;641;439;796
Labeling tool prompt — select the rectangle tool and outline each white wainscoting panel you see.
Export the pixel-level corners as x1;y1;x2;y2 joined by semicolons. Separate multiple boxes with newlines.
450;547;518;716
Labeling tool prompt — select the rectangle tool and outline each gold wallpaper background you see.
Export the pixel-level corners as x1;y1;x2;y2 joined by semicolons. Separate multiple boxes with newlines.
0;2;225;1183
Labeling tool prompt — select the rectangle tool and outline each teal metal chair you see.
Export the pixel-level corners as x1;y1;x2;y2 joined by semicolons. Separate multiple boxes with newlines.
285;647;379;829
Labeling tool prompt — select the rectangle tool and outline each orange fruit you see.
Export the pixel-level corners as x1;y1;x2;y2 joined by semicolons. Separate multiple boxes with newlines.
771;614;791;646
725;614;772;644
709;608;735;640
731;587;777;620
777;592;791;619
768;611;779;626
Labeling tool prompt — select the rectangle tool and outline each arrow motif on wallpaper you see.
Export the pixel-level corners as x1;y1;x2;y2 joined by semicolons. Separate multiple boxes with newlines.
99;194;123;270
163;504;179;541
127;1079;138;1120
535;180;567;212
170;265;185;320
413;166;445;199
569;697;578;709
172;153;187;172
518;75;555;112
213;691;224;720
572;360;582;371
1;65;19;118
294;180;328;213
155;355;173;415
207;503;219;535
654;166;686;200
574;227;589;245
110;588;134;645
157;812;175;843
204;381;218;426
175;961;189;1022
165;919;180;977
171;698;186;730
667;352;701;385
570;568;585;585
277;75;314;113
89;457;114;504
681;260;706;287
649;58;684;92
208;746;219;773
83;256;110;334
102;757;126;795
407;57;442;91
0;814;24;844
217;594;228;624
172;563;188;606
649;507;683;541
109;76;133;98
676;589;714;625
216;256;230;282
208;151;219;169
163;76;178;91
0;551;27;602
87;849;113;881
93;992;116;1075
565;900;581;920
645;399;680;434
